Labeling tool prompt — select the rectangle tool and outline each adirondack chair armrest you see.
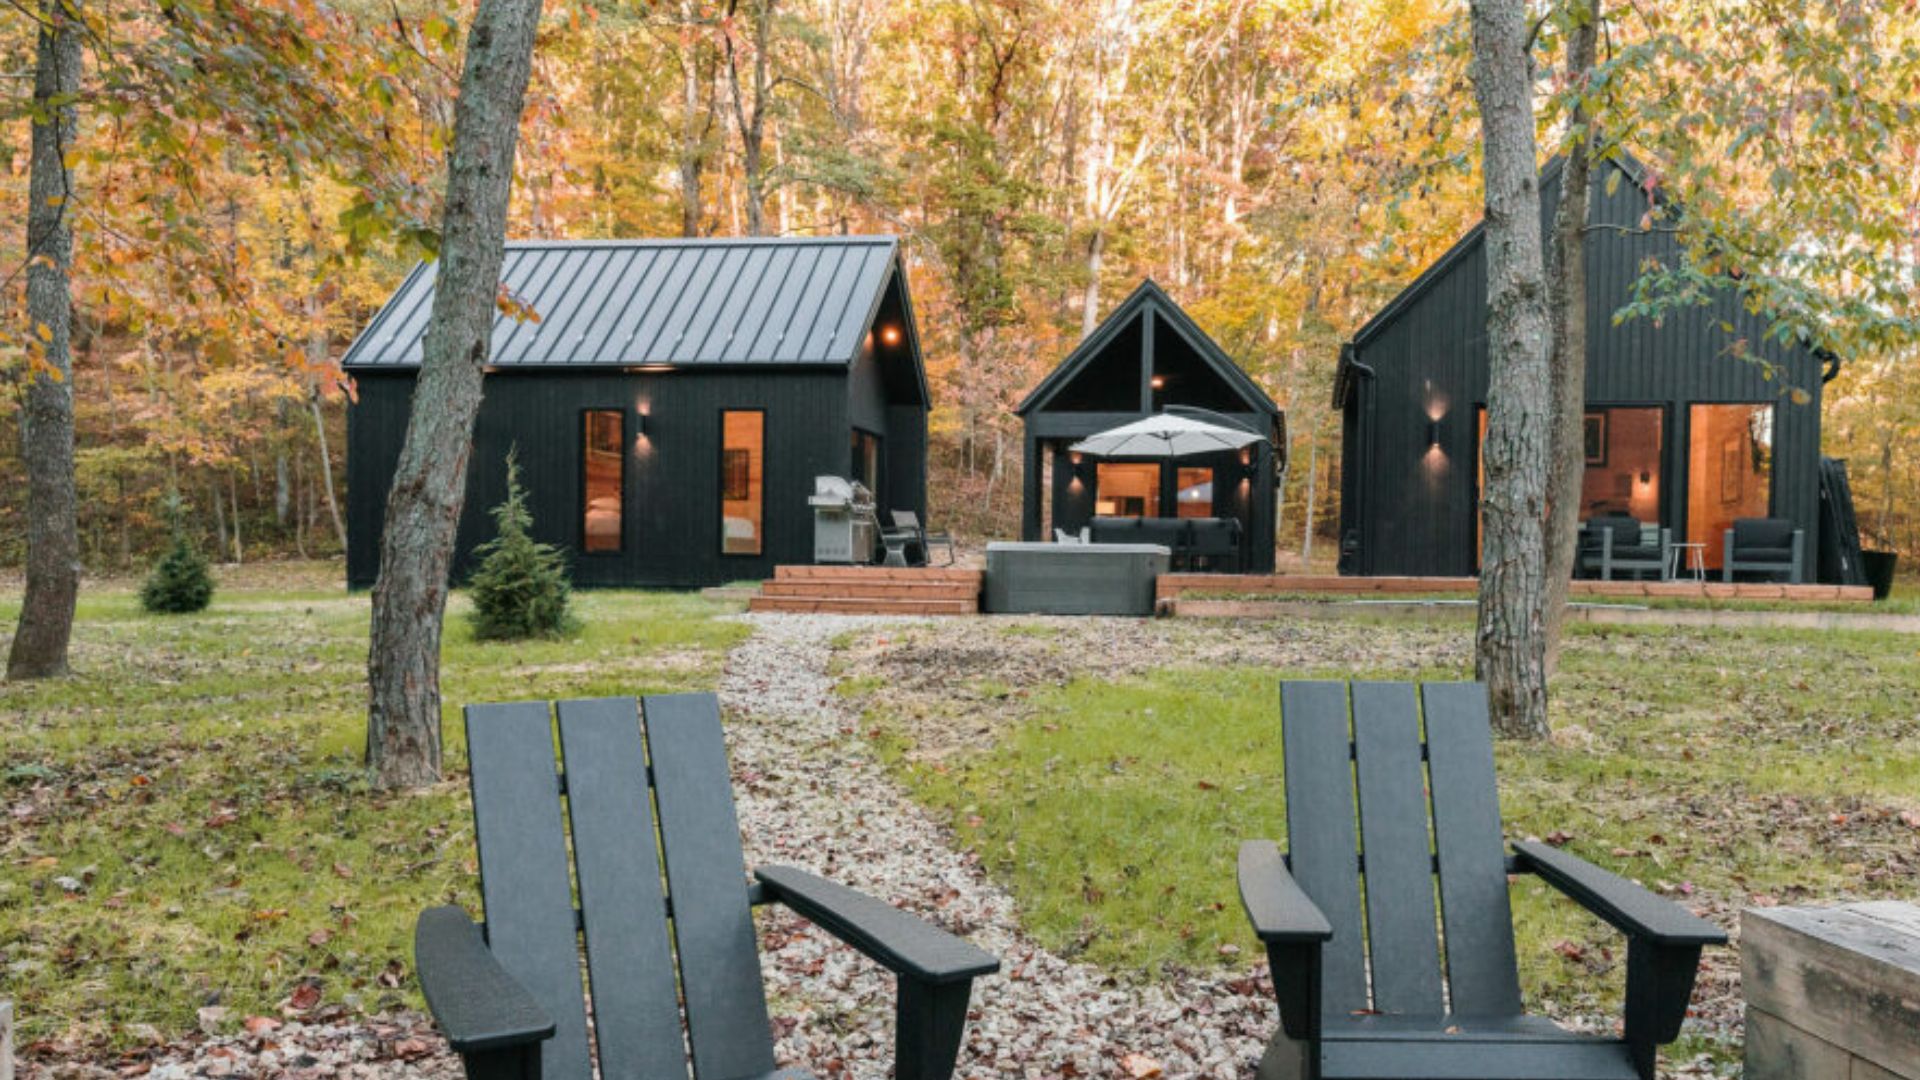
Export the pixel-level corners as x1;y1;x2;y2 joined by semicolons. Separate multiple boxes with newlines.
1511;841;1727;947
754;866;1000;984
1238;840;1329;1043
414;906;556;1056
756;866;996;1080
1236;840;1332;943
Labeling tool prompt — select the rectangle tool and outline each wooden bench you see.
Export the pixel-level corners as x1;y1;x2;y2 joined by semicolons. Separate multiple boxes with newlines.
1743;902;1920;1080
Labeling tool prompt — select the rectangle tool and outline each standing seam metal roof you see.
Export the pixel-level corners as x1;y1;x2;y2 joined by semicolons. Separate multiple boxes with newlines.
340;236;901;369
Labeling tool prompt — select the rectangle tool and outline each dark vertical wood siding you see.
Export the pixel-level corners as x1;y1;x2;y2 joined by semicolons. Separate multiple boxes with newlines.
1344;162;1825;577
346;367;864;588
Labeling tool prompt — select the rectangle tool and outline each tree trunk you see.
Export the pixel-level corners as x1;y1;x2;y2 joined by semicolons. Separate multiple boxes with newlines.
275;446;292;528
1468;0;1552;739
7;0;83;681
678;0;705;237
1080;228;1105;340
228;469;244;563
727;0;774;236
1301;433;1318;566
211;476;228;564
366;0;545;790
1540;0;1599;674
310;391;348;553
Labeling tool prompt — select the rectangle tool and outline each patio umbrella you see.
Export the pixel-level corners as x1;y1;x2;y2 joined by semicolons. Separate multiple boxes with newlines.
1069;412;1265;458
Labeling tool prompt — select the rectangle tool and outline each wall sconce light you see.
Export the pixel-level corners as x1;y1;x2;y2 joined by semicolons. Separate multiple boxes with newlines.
1638;469;1651;485
1240;447;1252;467
1150;375;1166;390
880;325;901;347
1070;451;1083;467
1427;420;1441;449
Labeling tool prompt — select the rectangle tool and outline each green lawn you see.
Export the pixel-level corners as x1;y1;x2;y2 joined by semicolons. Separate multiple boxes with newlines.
846;615;1920;1056
0;564;747;1049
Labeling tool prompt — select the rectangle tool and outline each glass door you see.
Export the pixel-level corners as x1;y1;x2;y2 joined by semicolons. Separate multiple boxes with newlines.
1687;404;1773;569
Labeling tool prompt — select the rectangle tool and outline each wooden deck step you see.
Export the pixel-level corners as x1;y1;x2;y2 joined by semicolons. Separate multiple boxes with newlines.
773;564;981;585
747;595;977;615
759;580;981;601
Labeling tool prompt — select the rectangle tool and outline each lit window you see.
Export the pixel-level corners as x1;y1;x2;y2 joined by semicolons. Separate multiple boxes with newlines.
1176;467;1213;518
721;410;764;555
851;429;882;495
1688;404;1773;568
1095;462;1160;517
582;410;623;553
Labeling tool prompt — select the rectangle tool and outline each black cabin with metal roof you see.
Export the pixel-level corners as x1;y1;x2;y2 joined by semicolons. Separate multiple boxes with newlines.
1334;157;1833;578
343;236;930;588
1016;280;1284;573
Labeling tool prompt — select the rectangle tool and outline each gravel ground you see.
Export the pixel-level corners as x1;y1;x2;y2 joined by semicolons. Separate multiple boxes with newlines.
731;614;1278;1080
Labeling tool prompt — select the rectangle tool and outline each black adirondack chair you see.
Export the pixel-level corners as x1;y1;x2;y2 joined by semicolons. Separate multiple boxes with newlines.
1238;681;1725;1080
415;693;999;1080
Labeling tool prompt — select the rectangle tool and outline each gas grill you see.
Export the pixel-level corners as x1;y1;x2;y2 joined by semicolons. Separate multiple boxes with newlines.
807;476;879;564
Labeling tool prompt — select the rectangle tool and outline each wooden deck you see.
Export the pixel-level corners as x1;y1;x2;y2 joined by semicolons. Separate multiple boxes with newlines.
748;566;983;615
1155;573;1875;604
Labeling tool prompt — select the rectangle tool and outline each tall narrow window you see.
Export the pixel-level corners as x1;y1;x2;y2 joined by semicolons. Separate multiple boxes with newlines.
721;410;765;555
582;410;623;553
851;429;882;496
1689;403;1773;567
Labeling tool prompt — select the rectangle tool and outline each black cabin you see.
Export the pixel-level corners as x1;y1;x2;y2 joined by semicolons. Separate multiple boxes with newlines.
1335;157;1834;578
1017;281;1284;573
343;236;930;589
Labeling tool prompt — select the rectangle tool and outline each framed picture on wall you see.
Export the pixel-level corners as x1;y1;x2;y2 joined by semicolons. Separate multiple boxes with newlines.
1583;412;1608;466
1720;437;1743;504
722;448;750;501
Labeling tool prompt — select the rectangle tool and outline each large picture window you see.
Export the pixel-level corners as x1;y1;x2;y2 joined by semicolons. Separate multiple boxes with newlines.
1094;462;1160;517
721;410;765;555
582;409;623;554
1688;403;1773;567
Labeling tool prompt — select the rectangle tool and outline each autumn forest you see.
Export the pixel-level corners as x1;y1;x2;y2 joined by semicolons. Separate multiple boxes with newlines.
2;0;1917;571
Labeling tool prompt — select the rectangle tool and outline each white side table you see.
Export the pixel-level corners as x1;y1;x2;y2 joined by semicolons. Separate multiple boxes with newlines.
1668;541;1706;582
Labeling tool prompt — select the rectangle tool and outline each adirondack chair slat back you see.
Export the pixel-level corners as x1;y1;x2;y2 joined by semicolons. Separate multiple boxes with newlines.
465;693;777;1080
555;697;696;1080
1281;680;1523;1024
466;701;600;1080
640;693;779;1078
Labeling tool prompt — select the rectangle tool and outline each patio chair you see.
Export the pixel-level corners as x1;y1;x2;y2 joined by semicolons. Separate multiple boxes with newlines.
1239;681;1724;1080
885;510;956;567
1577;515;1670;581
1722;517;1804;584
416;693;998;1080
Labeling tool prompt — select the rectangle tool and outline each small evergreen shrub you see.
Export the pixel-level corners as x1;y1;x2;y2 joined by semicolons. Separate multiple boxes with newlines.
467;450;577;641
142;499;215;614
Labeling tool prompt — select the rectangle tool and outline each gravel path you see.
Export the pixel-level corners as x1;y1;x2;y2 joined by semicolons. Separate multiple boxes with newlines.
728;613;1276;1080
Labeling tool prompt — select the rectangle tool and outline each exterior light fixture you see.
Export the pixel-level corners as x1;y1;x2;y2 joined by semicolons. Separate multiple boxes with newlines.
1150;375;1166;390
635;411;647;438
1427;420;1441;449
880;325;902;346
1639;469;1651;485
